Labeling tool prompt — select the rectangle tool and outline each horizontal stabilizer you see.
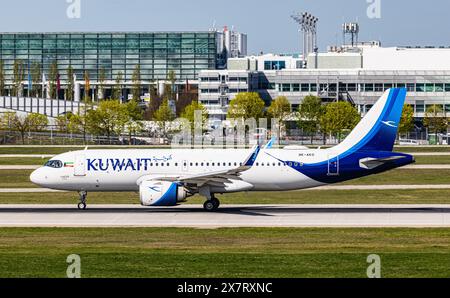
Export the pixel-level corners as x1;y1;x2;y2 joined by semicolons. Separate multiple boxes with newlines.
359;156;407;170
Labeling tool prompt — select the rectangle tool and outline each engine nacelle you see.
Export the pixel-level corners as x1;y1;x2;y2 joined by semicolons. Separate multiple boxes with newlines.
139;180;188;206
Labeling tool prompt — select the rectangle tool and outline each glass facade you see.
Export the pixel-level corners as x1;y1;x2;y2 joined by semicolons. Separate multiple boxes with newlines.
0;32;218;82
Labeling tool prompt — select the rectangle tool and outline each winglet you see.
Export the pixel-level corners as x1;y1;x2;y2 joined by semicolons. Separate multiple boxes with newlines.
264;137;276;149
243;145;260;167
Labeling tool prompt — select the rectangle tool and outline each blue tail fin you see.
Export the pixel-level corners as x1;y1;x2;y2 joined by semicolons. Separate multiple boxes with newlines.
335;88;407;153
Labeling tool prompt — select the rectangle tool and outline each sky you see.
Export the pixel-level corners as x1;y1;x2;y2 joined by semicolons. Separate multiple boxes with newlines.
0;0;449;54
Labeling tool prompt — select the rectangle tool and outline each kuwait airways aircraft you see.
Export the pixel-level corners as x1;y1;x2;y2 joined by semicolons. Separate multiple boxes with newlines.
30;88;414;211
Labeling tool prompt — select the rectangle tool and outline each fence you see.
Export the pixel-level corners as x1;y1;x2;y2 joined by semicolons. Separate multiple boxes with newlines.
0;96;83;117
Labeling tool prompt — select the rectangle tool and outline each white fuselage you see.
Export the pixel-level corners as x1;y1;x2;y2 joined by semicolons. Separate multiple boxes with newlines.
30;148;329;193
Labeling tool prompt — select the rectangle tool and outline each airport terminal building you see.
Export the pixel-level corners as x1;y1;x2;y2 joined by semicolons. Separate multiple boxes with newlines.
199;43;450;123
0;31;224;99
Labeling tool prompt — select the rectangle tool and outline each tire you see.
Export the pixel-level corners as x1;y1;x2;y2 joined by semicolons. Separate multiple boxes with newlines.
212;198;220;208
203;200;217;212
78;202;86;210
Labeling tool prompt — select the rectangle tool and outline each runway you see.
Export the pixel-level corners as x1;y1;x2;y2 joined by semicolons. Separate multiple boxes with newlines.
1;204;450;228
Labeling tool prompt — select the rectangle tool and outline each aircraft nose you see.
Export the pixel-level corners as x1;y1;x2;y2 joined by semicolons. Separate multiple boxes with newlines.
30;168;47;186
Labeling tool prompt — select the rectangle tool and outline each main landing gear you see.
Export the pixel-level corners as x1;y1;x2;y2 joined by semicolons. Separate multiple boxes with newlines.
78;191;87;210
203;196;220;212
199;186;220;212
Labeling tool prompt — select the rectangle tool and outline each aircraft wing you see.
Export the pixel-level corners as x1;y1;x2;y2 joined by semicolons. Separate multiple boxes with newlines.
148;145;260;187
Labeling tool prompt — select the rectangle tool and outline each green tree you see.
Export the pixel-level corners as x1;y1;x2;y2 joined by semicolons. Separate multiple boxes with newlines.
398;104;415;136
180;100;209;130
298;95;324;144
165;70;177;100
120;100;144;144
423;104;448;144
154;98;175;137
5;112;48;144
84;70;91;102
320;101;360;143
12;60;25;97
65;65;74;101
67;113;86;135
112;71;123;101
48;61;58;99
27;113;48;132
227;92;265;120
131;65;141;102
98;67;106;100
0;112;16;131
31;62;42;98
86;100;124;142
0;60;4;96
268;96;291;144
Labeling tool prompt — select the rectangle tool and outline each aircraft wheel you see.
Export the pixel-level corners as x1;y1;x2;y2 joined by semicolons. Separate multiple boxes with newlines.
77;202;86;210
203;200;218;212
211;198;220;209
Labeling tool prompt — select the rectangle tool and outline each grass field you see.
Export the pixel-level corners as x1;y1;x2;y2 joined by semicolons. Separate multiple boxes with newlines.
0;157;49;165
413;155;450;164
0;227;449;278
2;189;450;205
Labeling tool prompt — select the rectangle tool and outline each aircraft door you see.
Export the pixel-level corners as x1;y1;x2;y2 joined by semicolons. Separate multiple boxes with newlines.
327;154;339;176
74;154;86;176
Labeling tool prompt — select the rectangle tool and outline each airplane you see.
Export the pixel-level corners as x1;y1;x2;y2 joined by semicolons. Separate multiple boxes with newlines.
30;88;414;211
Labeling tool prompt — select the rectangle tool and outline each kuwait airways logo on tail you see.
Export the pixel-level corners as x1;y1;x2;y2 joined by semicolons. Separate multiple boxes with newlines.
381;121;397;128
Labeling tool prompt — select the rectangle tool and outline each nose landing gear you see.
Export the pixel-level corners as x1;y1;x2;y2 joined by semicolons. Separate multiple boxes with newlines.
78;191;87;210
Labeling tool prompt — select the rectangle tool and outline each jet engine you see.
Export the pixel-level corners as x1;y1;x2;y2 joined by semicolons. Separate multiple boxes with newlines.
139;180;189;206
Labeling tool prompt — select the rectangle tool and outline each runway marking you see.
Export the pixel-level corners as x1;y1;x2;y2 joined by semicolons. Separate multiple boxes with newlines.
0;204;449;228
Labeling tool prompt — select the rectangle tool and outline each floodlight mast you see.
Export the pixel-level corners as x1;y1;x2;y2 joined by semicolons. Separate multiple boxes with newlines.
291;12;319;67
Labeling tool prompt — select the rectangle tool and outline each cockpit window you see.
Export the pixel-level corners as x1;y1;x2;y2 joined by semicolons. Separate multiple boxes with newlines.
44;160;63;168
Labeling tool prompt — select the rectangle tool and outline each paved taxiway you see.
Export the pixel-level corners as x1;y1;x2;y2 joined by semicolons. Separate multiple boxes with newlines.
1;204;450;228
